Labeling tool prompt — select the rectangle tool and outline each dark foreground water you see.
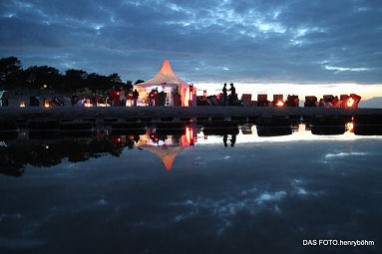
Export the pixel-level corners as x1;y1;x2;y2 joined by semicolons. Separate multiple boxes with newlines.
1;125;381;254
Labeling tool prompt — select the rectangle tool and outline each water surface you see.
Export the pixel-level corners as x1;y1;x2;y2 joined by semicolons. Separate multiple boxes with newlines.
1;124;381;253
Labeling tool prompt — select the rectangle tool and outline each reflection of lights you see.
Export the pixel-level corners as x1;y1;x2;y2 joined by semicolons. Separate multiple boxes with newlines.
346;117;354;133
346;122;354;133
182;126;196;146
276;100;284;107
19;101;25;107
347;97;354;107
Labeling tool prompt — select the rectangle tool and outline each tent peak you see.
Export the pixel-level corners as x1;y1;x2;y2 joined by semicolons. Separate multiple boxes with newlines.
136;59;186;87
158;59;176;77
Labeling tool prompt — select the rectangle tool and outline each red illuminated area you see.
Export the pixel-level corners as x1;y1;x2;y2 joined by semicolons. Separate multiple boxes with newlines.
344;94;361;108
304;93;361;108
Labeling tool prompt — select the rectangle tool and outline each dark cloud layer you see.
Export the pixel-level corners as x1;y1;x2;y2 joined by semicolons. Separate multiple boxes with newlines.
0;0;381;84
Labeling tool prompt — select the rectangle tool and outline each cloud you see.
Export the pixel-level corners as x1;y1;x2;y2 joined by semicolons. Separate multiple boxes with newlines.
0;0;381;84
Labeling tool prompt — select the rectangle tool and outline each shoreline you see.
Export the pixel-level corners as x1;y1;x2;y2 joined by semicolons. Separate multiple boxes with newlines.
1;106;381;122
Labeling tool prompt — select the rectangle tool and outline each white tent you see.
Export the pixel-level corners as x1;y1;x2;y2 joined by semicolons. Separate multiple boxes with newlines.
136;59;186;88
135;59;195;106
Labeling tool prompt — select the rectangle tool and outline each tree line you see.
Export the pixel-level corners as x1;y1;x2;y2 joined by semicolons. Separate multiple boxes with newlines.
0;56;144;93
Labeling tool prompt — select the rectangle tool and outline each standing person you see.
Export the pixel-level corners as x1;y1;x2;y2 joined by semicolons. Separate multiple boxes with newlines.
229;83;236;105
149;89;155;106
332;96;339;107
319;98;324;107
119;87;126;106
222;83;227;106
133;89;139;106
109;86;116;106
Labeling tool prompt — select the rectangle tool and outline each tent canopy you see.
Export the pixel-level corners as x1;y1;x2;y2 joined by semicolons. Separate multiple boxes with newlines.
136;59;187;89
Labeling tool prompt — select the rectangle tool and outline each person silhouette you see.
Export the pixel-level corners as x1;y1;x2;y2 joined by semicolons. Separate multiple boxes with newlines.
229;83;236;105
223;134;228;147
230;133;236;147
222;83;227;106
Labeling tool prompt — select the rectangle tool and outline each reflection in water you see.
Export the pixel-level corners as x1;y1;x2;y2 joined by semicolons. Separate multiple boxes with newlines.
1;119;382;254
223;133;236;147
1;118;382;176
137;126;197;171
256;116;295;137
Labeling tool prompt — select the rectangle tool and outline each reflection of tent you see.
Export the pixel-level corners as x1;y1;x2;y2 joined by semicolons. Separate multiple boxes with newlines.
135;59;195;106
139;144;184;172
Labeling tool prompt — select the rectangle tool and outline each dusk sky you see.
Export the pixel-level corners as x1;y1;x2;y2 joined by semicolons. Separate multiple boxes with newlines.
1;0;382;98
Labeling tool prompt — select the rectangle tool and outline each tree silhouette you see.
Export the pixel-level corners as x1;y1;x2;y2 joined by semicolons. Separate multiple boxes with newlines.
24;66;62;90
64;69;88;90
0;56;143;93
0;56;22;88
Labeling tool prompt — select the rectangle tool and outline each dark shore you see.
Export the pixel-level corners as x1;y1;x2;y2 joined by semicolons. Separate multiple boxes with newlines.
1;106;381;123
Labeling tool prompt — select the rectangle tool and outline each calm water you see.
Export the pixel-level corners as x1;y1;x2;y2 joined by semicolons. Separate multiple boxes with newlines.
1;124;382;254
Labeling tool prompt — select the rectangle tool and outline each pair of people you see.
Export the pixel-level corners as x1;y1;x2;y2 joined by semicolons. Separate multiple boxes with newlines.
222;83;237;105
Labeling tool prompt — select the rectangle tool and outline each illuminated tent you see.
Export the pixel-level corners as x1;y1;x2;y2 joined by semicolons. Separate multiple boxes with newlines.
137;59;186;88
135;59;195;106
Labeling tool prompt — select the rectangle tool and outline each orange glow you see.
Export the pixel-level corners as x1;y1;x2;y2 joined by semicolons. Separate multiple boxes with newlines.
346;118;354;133
180;85;190;107
44;101;50;108
181;126;196;146
346;122;354;133
347;97;354;107
19;101;25;107
276;100;284;107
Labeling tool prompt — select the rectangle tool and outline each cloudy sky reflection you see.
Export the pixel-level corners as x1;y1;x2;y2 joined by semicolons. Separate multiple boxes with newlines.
1;135;381;253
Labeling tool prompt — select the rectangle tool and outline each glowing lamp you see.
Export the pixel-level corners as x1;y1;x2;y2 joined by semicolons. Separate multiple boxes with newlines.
44;101;50;108
276;100;284;107
19;101;25;107
347;97;354;107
